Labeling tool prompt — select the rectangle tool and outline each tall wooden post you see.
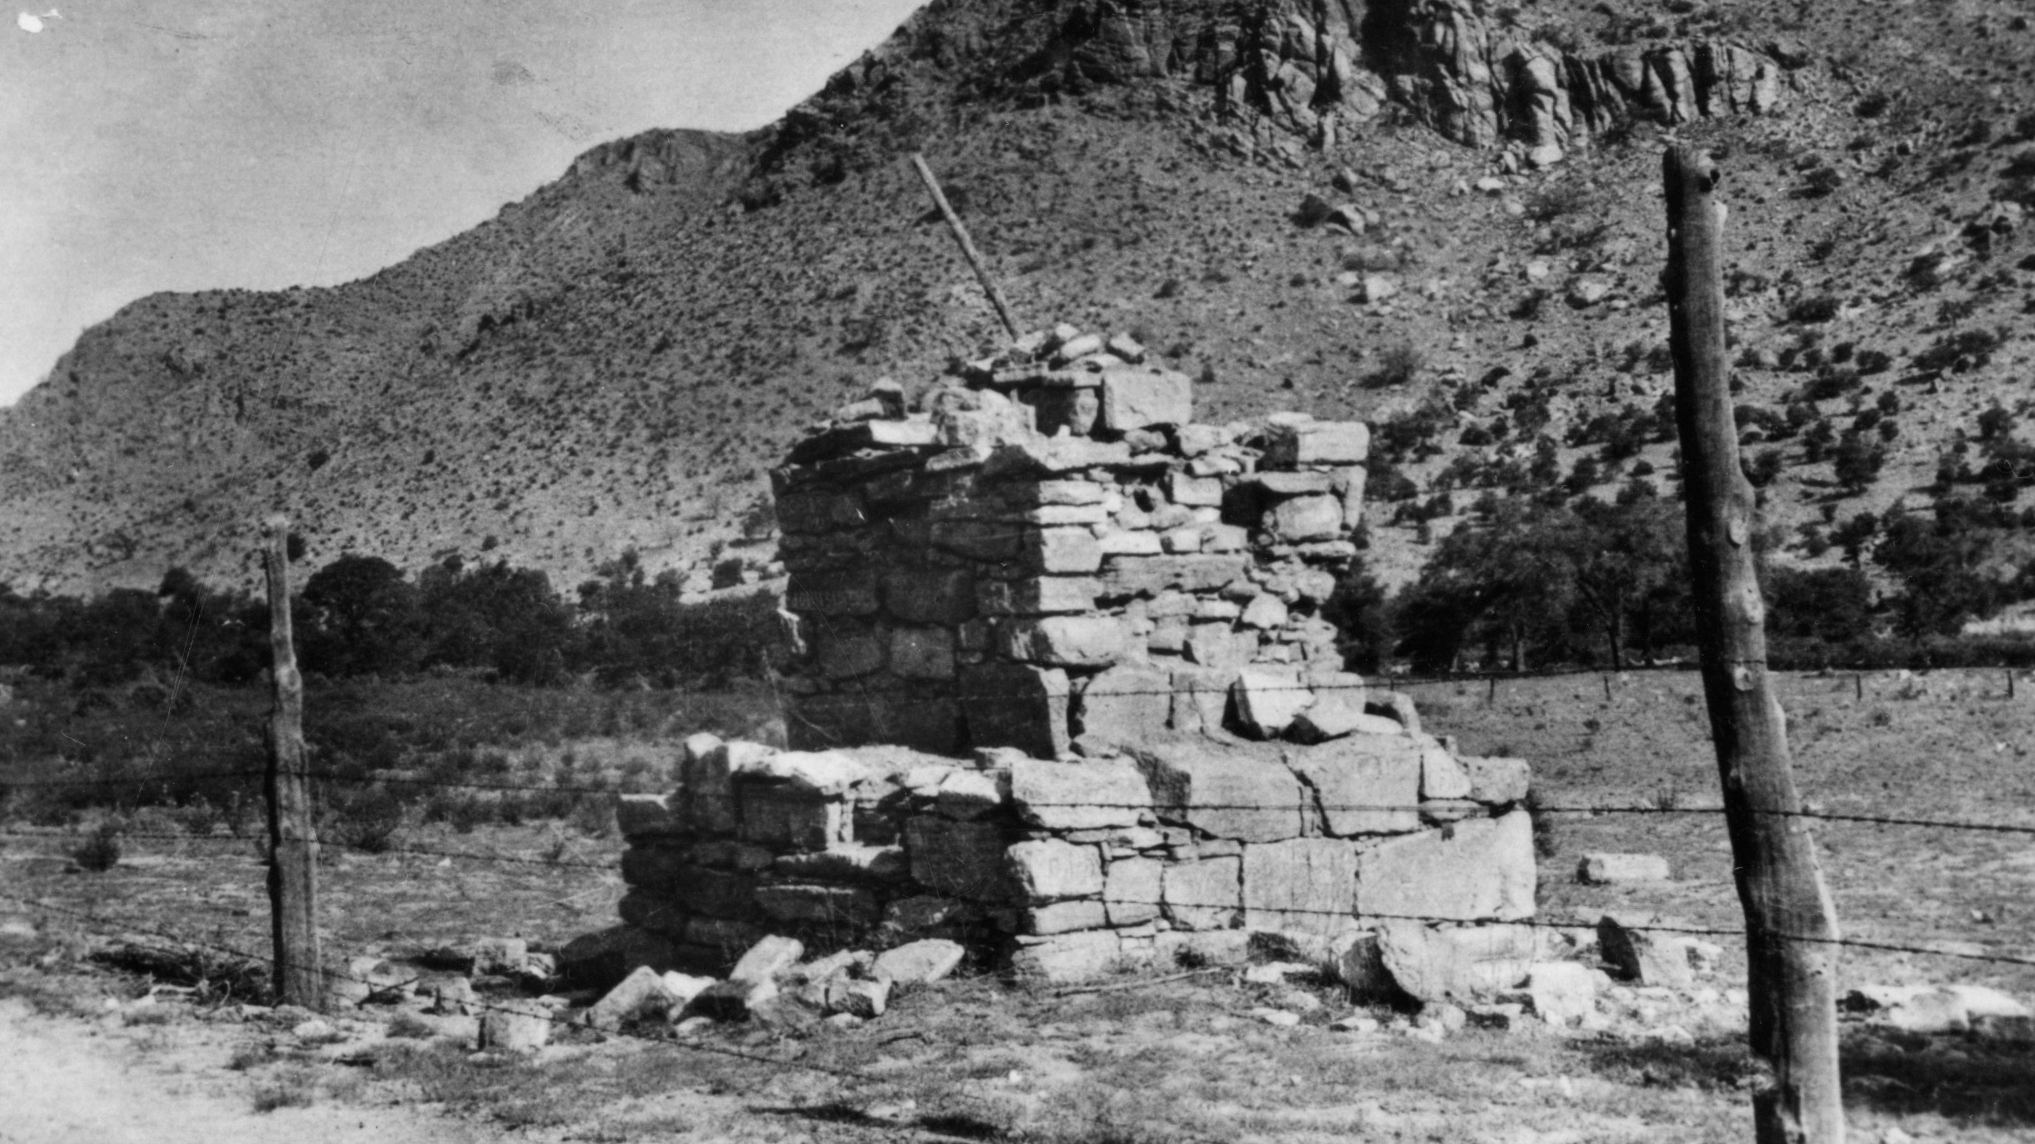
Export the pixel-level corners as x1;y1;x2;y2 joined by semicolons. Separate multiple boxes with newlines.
1664;146;1844;1144
263;519;323;1010
911;153;1022;340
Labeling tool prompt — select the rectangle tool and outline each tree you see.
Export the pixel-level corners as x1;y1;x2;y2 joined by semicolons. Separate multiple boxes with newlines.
299;555;422;676
1832;431;1886;494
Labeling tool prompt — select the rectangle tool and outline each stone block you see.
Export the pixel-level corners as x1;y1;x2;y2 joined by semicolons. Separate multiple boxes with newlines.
618;891;688;938
977;577;1102;616
1184;625;1254;670
1263;420;1369;467
728;935;805;985
557;924;681;990
688;740;773;834
1025;899;1110;935
684;916;765;956
1006;839;1105;903
1102;554;1250;596
479;1001;554;1051
1232;666;1314;738
786;569;880;617
889;627;956;680
1022;527;1104;574
775;490;867;534
471;937;529;976
872;939;966;985
1286;735;1423;835
1168;471;1224;507
1239;593;1290;630
1288;675;1370;742
1265;495;1346;543
1577;853;1672;884
1597;913;1696;987
906;816;1011;901
1169;666;1234;734
1247;471;1334;495
616;792;685;841
692;839;777;871
1420;746;1473;800
996;616;1128;667
1527;962;1600;1027
1020;480;1108;506
1098;530;1164;556
1161;857;1242;930
772;845;910;883
619;847;690;895
1377;921;1539;1003
754;883;881;929
883;567;976;625
1007;929;1123;983
878;896;973;942
816;624;886;679
985;436;1133;476
745;750;870;796
1462;756;1531;804
1356;810;1537;922
1134;736;1308;843
738;788;849;851
1075;664;1171;745
958;663;1070;759
932;770;1003;820
1104;857;1163;926
1006;756;1150;830
1099;368;1193;431
1242;837;1361;938
665;866;758;919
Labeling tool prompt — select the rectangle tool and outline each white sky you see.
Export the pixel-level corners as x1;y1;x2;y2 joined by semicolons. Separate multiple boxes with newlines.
0;0;927;405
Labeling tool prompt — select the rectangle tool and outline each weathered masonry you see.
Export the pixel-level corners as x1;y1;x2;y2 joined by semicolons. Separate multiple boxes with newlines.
604;327;1537;984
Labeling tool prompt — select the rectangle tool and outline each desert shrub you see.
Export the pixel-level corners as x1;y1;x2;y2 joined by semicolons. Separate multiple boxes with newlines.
1364;342;1424;388
72;819;124;871
322;786;406;854
1787;293;1841;323
1914;326;2005;373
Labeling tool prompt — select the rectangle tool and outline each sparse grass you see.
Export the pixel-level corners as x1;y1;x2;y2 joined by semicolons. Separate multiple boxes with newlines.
250;1066;321;1113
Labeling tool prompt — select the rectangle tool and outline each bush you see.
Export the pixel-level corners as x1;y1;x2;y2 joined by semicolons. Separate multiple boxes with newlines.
73;819;124;872
1787;293;1841;323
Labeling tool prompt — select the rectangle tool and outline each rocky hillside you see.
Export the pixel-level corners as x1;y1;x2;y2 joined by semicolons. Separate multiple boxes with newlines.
4;0;2034;598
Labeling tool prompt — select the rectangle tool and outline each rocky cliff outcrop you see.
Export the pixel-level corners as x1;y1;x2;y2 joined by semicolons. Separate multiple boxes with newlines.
831;0;1803;159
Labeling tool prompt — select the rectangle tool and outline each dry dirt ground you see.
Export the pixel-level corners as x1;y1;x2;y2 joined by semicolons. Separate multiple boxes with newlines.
1;667;2032;1142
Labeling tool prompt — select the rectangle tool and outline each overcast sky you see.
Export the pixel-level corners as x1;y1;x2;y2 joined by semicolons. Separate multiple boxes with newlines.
0;0;926;406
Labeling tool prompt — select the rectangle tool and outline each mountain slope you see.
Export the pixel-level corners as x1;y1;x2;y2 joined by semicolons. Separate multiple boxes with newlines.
4;0;2034;599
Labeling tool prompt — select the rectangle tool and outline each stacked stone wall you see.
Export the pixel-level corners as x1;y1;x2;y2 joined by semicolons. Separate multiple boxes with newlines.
594;324;1540;984
773;327;1378;758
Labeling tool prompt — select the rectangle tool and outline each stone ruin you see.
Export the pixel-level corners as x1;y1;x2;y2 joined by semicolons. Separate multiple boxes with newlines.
601;325;1539;986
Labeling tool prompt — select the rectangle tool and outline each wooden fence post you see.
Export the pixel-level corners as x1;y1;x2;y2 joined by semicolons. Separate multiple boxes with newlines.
263;519;323;1010
1663;146;1845;1144
911;153;1022;341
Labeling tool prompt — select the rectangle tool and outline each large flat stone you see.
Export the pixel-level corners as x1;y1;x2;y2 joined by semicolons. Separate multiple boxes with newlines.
958;663;1070;759
1263;420;1369;467
1024;899;1109;935
1104;857;1163;926
1264;495;1345;543
1075;664;1171;745
1006;929;1123;983
1461;756;1531;804
1132;736;1308;843
753;883;882;929
1099;367;1192;431
615;792;685;841
883;567;976;625
996;616;1129;667
1376;920;1540;1003
1006;756;1150;830
786;569;881;617
737;787;849;851
772;845;910;883
977;577;1102;616
1232;666;1313;738
1242;837;1361;938
871;939;966;985
889;627;957;680
1005;839;1105;903
1021;527;1105;574
1161;856;1241;930
1101;554;1250;597
1168;666;1236;734
1356;810;1536;922
1286;735;1423;836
